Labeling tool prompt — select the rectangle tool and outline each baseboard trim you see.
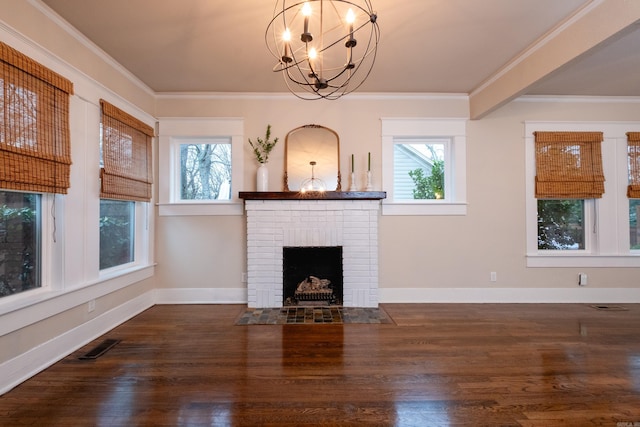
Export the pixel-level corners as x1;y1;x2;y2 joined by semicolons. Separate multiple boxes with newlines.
379;287;640;303
152;286;640;304
154;287;247;304
0;292;154;395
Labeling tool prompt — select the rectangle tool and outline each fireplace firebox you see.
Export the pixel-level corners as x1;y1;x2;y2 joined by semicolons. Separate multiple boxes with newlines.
283;246;343;306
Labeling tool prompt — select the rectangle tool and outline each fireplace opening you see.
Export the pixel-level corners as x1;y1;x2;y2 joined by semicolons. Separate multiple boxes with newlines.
283;246;343;306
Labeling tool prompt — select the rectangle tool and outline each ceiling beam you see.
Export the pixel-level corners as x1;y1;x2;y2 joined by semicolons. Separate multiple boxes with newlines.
469;0;640;119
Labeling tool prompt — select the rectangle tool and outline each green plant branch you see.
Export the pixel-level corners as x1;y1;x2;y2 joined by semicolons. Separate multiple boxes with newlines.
248;125;279;164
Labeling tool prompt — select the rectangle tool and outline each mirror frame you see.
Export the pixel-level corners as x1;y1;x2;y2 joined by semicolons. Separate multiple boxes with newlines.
284;124;341;191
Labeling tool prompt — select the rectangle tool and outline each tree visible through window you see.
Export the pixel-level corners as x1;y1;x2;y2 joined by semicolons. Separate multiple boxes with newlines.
180;142;231;200
537;199;585;250
99;199;134;270
0;84;37;149
409;158;444;199
394;142;445;200
630;199;640;250
0;191;40;297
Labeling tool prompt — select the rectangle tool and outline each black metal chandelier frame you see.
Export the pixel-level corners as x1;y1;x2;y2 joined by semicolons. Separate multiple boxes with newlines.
266;0;380;100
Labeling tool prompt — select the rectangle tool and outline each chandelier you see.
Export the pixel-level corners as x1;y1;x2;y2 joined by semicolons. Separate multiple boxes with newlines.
266;0;380;100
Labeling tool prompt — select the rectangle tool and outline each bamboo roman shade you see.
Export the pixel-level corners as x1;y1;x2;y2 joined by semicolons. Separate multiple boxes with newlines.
534;131;605;199
0;41;73;194
100;100;154;202
628;132;640;198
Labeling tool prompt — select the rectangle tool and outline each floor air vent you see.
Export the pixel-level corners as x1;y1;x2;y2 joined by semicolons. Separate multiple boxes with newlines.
589;305;628;311
79;339;121;360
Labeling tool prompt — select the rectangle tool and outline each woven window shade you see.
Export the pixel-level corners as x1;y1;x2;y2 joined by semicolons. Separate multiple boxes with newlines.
0;41;73;194
628;132;640;198
534;131;605;199
100;99;154;202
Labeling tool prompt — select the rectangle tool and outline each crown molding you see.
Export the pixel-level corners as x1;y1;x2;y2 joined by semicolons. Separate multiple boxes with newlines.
27;0;155;97
517;95;640;103
154;91;470;101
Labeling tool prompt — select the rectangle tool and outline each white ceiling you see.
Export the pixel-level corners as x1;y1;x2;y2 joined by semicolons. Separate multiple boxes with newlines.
39;0;640;115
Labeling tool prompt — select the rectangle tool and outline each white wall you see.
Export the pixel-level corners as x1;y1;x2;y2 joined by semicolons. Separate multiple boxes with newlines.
155;95;640;303
382;98;640;302
0;0;158;394
153;94;470;301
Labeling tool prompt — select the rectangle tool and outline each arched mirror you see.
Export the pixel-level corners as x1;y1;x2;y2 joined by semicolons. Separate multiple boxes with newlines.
284;125;341;191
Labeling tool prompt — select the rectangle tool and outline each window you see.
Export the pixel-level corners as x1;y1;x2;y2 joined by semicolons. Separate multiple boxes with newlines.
393;139;446;200
381;118;467;215
100;100;153;271
537;199;585;250
179;139;232;200
628;132;640;251
533;131;604;252
157;118;244;216
630;199;640;250
0;41;72;298
0;191;41;297
99;199;134;270
525;122;640;267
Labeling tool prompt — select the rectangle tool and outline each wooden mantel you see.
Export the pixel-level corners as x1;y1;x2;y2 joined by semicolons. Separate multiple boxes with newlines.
238;191;386;201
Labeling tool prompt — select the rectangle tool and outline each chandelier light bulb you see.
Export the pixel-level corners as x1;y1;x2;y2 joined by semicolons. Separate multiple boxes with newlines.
302;2;312;17
345;8;357;48
346;8;355;24
301;2;313;43
281;29;293;63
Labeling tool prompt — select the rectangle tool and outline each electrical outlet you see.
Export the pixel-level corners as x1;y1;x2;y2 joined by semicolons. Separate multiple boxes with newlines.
241;272;248;283
88;299;96;312
490;272;497;282
579;273;588;286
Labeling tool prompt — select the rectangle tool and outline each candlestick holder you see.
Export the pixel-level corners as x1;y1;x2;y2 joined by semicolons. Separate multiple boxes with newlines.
349;172;357;191
365;171;373;191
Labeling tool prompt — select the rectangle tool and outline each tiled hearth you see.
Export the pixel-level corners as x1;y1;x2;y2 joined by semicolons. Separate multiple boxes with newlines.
241;192;385;308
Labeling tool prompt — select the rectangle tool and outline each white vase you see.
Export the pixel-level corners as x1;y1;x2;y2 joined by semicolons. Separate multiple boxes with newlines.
256;163;269;191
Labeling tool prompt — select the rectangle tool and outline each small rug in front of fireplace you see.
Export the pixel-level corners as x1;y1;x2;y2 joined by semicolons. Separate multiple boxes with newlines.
235;306;394;325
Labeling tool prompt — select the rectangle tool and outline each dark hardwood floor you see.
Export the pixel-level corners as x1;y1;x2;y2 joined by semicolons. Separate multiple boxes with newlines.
2;303;640;426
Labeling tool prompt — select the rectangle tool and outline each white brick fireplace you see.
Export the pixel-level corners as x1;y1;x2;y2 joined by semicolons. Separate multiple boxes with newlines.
241;193;385;308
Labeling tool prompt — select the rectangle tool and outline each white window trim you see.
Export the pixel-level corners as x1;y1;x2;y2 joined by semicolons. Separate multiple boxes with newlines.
524;121;640;267
157;117;244;216
381;117;467;215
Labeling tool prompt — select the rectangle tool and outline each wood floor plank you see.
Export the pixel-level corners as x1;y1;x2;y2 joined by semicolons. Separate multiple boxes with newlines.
2;303;640;426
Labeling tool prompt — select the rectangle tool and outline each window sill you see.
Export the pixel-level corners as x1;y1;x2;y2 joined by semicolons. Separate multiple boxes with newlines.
0;287;62;319
157;202;244;216
527;254;640;268
382;201;467;216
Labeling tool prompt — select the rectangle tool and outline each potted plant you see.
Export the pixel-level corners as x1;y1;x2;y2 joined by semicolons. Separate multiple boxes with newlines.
248;125;278;191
